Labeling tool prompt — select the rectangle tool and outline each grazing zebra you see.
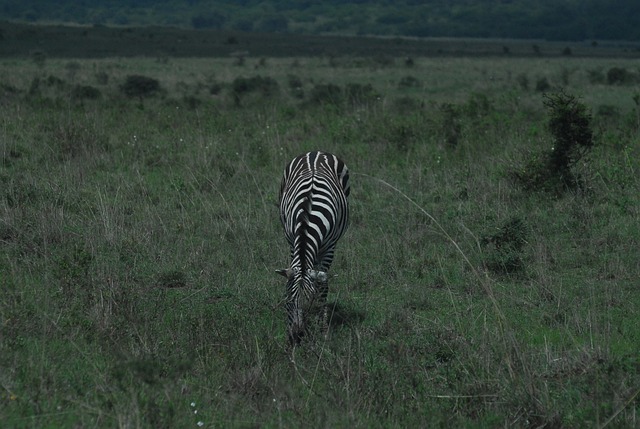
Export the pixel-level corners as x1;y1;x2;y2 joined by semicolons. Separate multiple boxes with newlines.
276;151;350;345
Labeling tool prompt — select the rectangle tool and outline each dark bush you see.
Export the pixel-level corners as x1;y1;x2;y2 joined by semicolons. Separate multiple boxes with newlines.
72;85;101;100
398;75;421;89
308;84;343;105
287;74;304;99
45;75;66;88
120;75;161;98
28;77;41;97
51;121;106;160
607;67;634;85
182;96;202;110
516;74;529;90
511;90;593;193
535;77;551;92
231;75;279;105
209;83;223;95
0;83;19;97
157;270;187;288
587;69;605;84
95;71;109;85
345;83;379;105
231;75;279;96
392;96;423;114
595;104;620;119
463;92;492;117
482;217;528;275
439;103;461;147
545;91;593;173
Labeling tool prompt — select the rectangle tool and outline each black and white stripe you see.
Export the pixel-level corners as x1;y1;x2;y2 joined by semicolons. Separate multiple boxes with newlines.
276;151;350;344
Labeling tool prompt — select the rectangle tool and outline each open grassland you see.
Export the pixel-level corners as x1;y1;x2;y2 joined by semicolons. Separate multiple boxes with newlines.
1;50;639;428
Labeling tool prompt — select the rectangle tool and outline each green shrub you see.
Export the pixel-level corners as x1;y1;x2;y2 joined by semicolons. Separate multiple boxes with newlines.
595;104;620;120
209;82;223;95
607;67;634;85
392;96;423;114
545;91;593;173
72;85;101;100
516;73;529;90
28;77;41;97
345;83;379;105
157;270;187;288
50;121;106;160
230;75;279;104
398;75;421;89
463;92;492;117
308;83;343;105
535;77;551;92
481;217;528;275
439;103;462;147
120;75;161;98
231;76;278;95
46;75;66;88
511;90;594;192
95;71;109;85
587;69;605;84
287;74;304;99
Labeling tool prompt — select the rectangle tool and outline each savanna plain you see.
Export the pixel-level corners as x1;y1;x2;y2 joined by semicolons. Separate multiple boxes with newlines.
1;37;639;428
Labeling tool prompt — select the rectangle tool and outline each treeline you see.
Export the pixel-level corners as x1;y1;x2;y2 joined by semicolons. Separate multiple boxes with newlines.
3;0;640;41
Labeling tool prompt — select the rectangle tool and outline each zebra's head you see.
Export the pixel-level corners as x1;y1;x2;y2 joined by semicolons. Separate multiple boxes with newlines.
275;267;327;345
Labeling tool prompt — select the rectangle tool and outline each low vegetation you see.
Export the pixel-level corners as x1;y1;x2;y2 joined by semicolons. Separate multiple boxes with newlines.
1;41;639;428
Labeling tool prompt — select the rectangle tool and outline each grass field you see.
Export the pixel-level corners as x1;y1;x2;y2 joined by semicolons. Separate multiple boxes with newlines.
1;42;639;428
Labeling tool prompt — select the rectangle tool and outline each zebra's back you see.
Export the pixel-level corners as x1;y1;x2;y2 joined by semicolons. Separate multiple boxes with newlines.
279;151;350;269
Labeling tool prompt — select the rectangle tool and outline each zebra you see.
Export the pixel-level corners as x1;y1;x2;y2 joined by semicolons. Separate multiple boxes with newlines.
276;151;350;345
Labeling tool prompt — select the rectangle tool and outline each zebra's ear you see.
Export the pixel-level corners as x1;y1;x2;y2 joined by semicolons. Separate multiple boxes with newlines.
275;269;291;278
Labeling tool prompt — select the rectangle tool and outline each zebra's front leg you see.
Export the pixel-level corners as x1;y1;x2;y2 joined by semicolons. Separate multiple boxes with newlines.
312;270;330;338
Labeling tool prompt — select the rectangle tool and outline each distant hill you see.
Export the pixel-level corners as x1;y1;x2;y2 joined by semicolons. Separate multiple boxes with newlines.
2;19;639;60
2;0;639;41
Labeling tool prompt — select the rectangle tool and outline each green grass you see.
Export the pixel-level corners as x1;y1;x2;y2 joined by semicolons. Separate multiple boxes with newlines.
1;46;639;428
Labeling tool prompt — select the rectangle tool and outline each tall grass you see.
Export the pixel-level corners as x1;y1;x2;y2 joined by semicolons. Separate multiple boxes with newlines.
1;52;639;427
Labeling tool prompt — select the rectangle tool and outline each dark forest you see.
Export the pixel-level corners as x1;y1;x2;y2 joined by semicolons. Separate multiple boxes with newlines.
3;0;640;41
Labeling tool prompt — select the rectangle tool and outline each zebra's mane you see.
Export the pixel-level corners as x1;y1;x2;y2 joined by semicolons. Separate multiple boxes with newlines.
292;185;317;297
